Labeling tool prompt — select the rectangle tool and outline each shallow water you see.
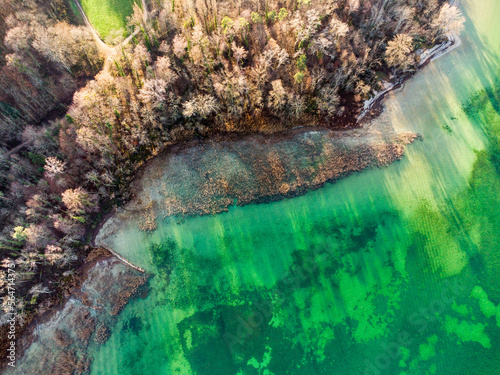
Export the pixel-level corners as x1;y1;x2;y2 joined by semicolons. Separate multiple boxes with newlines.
90;0;500;374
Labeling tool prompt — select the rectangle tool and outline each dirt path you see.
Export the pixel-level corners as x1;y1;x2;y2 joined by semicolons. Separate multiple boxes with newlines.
73;0;148;70
72;0;113;55
141;0;148;23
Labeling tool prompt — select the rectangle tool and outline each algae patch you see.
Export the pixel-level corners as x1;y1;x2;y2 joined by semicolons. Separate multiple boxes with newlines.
444;315;491;349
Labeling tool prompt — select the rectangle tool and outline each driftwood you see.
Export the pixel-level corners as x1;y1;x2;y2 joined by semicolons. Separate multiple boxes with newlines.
98;245;146;273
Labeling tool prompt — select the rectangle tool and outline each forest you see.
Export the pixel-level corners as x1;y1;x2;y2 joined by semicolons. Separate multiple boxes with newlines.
0;0;464;357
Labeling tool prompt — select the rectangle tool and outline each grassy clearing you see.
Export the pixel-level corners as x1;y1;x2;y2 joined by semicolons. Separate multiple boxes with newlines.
79;0;140;40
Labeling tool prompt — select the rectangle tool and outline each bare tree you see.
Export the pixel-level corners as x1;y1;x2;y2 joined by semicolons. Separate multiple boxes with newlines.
268;80;287;116
433;4;465;36
316;86;340;117
385;33;414;70
173;34;188;58
182;95;219;118
44;157;66;178
62;187;97;214
231;42;248;64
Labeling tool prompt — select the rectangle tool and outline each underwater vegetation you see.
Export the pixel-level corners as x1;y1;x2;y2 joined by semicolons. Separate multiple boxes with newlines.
87;68;500;375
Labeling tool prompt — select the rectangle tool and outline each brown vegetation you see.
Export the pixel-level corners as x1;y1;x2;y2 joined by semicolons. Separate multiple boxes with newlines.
103;129;420;235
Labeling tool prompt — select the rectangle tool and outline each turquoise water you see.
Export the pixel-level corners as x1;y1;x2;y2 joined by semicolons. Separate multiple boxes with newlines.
90;0;500;373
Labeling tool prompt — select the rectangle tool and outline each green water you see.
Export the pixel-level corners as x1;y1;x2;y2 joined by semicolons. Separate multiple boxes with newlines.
90;1;500;374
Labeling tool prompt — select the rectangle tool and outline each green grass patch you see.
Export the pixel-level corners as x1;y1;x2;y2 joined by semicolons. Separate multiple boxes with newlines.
79;0;140;40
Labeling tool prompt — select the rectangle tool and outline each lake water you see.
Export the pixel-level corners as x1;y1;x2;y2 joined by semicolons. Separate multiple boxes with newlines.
90;0;500;373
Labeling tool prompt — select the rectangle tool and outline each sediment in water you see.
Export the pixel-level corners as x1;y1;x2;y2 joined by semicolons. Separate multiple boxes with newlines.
4;251;149;375
96;126;418;239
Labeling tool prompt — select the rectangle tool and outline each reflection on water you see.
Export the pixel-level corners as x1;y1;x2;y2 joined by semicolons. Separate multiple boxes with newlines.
90;0;500;373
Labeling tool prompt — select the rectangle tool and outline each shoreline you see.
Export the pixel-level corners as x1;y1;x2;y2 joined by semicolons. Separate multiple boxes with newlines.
0;248;149;374
0;247;115;371
358;31;462;123
95;126;420;261
91;27;465;272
